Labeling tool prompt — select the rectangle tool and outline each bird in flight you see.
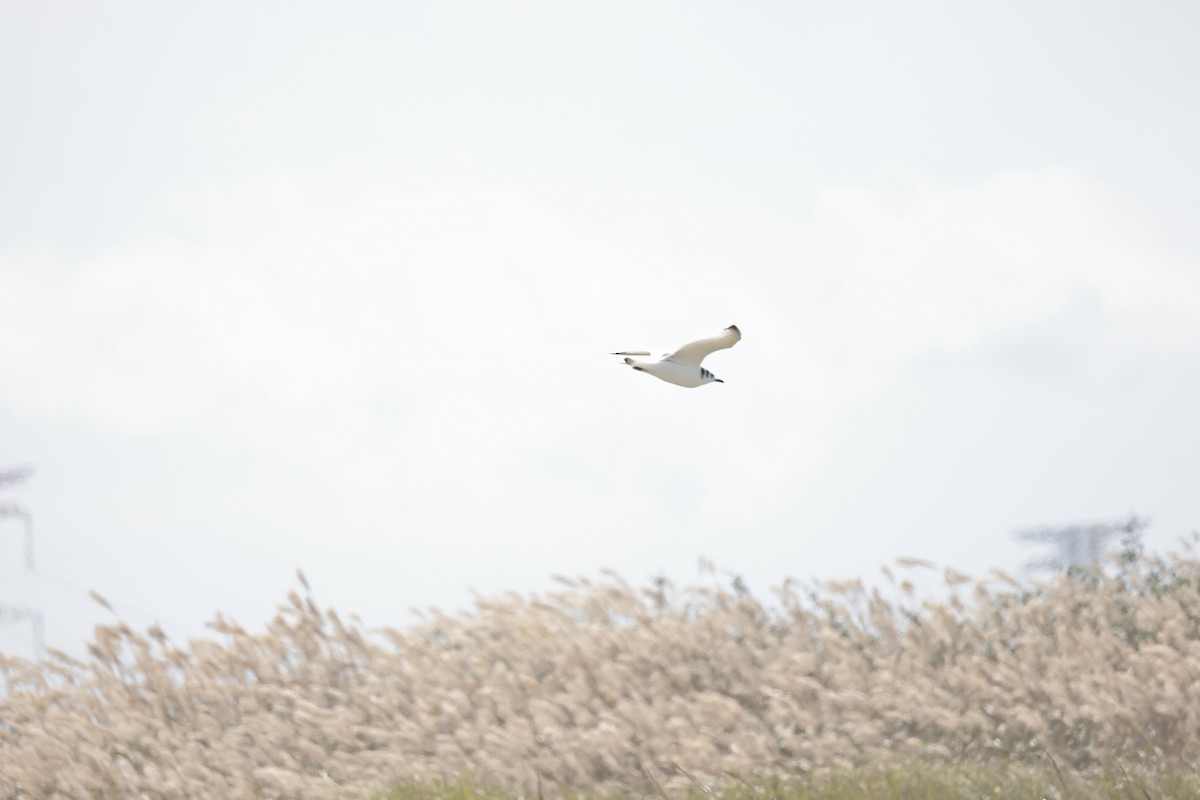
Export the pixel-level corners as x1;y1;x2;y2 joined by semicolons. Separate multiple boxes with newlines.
612;325;741;388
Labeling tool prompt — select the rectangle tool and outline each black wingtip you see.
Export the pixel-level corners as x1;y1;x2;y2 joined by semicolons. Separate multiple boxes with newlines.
726;324;740;334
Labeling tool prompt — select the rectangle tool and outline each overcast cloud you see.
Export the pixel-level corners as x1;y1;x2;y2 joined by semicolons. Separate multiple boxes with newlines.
2;1;1199;658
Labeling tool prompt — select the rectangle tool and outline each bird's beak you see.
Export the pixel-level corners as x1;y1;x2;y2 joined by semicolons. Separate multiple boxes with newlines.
715;379;724;383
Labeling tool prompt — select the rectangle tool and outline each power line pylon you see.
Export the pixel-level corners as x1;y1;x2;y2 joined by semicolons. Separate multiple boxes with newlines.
1;464;42;657
1014;515;1145;574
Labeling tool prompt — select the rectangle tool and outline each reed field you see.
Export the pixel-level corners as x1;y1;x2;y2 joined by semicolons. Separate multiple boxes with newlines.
2;533;1200;798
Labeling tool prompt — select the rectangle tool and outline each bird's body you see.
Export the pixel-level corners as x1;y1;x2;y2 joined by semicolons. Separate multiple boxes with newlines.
613;325;741;388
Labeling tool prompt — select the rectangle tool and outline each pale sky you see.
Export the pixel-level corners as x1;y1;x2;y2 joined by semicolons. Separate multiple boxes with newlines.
2;1;1199;659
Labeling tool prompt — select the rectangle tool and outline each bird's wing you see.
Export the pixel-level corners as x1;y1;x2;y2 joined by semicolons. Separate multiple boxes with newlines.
662;325;741;367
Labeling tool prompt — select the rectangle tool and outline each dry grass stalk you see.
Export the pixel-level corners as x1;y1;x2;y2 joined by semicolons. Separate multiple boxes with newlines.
3;547;1200;797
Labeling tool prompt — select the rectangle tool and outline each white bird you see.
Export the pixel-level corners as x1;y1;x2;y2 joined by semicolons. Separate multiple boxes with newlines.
612;325;741;388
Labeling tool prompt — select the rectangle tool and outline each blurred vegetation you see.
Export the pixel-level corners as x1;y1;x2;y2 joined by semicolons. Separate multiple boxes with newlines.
5;524;1200;798
381;760;1200;800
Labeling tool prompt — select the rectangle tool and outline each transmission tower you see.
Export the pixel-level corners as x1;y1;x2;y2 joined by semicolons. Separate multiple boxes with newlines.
1014;515;1144;574
1;465;43;658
